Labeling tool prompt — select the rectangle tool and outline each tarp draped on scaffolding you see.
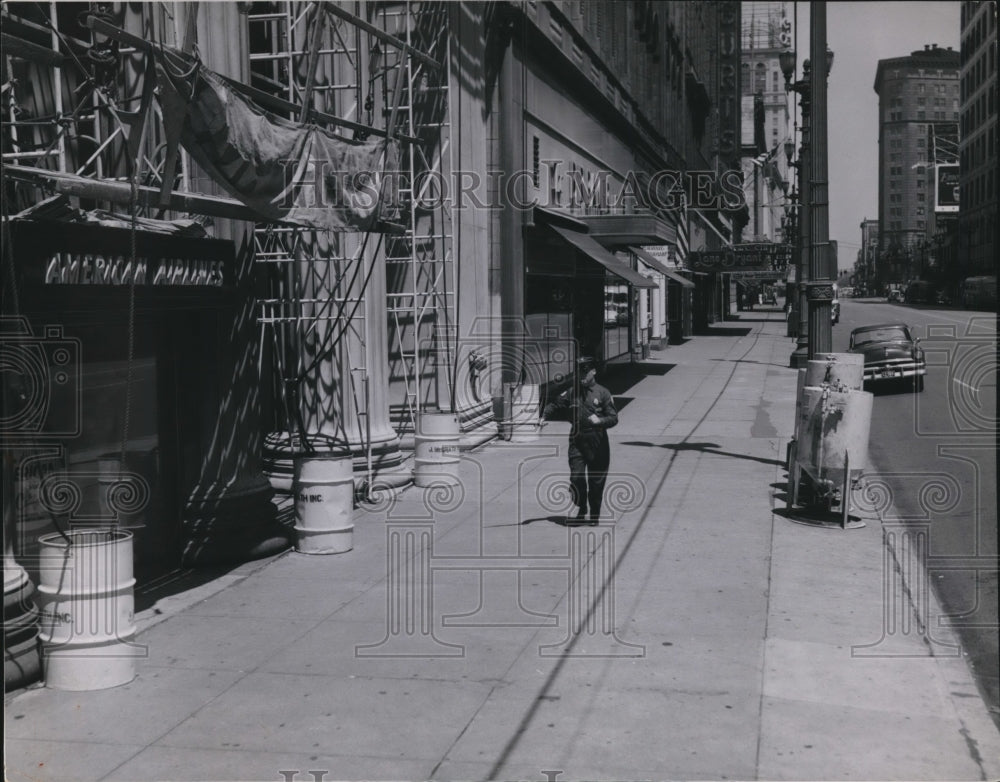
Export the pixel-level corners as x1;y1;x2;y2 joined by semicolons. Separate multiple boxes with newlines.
154;46;398;231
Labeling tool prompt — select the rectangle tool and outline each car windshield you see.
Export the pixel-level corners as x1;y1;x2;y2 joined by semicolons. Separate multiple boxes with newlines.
853;327;909;346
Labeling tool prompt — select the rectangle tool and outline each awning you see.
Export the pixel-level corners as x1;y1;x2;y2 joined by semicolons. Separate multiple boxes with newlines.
629;245;672;275
664;270;695;288
549;225;657;289
630;246;695;288
584;213;677;245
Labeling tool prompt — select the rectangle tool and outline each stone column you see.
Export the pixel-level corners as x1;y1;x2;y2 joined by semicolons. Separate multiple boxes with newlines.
265;228;407;491
449;3;496;446
263;5;407;491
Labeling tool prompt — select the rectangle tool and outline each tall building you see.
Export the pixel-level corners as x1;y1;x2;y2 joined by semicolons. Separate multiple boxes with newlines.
856;218;880;295
739;1;792;242
959;1;997;276
873;44;960;284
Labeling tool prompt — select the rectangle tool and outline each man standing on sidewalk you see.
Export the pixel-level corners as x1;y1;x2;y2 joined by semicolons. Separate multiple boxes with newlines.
542;356;618;524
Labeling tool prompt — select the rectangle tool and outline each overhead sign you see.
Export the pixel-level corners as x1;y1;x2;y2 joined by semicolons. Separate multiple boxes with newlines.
729;270;785;280
689;249;734;271
935;164;959;213
639;245;678;268
690;243;792;272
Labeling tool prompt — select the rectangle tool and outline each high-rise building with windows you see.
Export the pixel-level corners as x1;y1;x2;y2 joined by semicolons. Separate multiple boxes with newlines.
739;1;792;242
959;1;997;276
874;44;960;284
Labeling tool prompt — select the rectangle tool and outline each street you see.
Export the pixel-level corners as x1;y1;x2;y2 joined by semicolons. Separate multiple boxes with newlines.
835;298;998;726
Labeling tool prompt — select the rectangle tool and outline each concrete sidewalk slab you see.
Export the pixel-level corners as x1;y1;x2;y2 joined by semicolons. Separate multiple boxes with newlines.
5;311;999;782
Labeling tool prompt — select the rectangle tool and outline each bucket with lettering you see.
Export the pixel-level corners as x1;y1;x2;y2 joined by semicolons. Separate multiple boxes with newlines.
36;528;137;691
509;384;541;443
293;457;355;554
414;412;461;488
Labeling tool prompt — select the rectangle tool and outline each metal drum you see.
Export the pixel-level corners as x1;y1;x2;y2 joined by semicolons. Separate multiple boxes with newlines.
509;384;541;443
293;457;355;555
796;386;873;483
414;412;461;488
36;529;136;691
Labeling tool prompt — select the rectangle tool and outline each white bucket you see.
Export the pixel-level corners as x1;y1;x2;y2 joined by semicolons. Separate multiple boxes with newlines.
293;457;355;554
36;529;136;691
509;384;541;443
414;412;461;488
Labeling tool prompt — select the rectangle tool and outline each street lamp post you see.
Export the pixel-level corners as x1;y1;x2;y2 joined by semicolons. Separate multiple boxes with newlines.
807;3;834;359
780;55;812;367
780;17;834;367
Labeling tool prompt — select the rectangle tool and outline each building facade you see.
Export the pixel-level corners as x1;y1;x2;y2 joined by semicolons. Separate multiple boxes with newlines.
873;44;960;287
959;1;997;277
2;1;741;688
739;1;792;242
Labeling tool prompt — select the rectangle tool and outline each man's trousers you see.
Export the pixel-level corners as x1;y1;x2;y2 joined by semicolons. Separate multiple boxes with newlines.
568;432;611;517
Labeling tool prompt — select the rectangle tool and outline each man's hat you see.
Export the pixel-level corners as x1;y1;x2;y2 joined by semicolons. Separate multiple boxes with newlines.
576;356;596;373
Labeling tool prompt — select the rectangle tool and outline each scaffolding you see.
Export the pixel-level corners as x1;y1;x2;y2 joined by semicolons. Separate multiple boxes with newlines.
2;1;455;485
248;1;455;474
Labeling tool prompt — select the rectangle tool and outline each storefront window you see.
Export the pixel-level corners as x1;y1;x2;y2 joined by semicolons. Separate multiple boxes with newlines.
603;279;630;361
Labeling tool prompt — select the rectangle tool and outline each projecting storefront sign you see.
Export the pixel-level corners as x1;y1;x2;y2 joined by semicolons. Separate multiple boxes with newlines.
717;2;740;159
690;243;792;272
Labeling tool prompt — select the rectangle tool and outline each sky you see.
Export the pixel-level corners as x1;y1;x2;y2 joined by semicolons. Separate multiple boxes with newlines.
788;1;961;271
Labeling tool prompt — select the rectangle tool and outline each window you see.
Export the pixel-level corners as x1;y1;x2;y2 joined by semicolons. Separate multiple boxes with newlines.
917;192;925;201
754;62;766;93
917;110;926;120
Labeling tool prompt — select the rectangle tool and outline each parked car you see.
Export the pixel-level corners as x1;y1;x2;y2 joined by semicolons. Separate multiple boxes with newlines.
830;299;840;324
887;289;904;303
848;323;925;391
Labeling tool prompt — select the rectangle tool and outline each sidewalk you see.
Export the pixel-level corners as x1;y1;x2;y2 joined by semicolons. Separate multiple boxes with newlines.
6;311;1000;782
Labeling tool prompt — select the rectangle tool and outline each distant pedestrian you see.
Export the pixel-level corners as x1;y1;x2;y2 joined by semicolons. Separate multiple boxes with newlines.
542;357;618;524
